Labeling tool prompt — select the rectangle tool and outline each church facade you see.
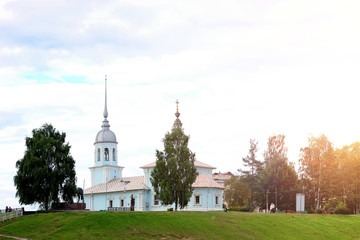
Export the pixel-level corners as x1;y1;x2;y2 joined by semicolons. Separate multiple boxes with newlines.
83;80;224;211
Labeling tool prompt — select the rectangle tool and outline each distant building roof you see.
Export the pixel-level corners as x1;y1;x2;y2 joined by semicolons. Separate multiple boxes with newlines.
192;173;225;189
212;172;233;187
84;176;150;195
213;171;233;176
213;172;233;180
140;160;216;169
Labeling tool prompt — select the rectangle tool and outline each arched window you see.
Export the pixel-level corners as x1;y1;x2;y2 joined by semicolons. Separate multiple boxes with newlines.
104;148;109;161
113;148;116;161
97;148;100;161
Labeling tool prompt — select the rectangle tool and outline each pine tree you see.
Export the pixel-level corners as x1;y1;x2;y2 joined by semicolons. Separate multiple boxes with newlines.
261;135;298;211
240;139;263;211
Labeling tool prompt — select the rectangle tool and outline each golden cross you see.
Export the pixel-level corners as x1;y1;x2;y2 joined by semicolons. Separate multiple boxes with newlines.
176;100;179;112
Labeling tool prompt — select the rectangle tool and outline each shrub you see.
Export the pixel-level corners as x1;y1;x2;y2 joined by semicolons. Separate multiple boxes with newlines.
240;206;250;212
324;198;341;212
229;206;250;212
334;204;350;215
167;208;173;211
307;208;314;214
229;206;240;211
315;208;323;214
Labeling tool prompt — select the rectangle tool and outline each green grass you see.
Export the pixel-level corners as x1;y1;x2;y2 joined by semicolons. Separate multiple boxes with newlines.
1;212;360;239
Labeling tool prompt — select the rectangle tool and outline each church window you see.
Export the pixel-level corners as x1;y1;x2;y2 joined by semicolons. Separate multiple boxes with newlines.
109;200;113;208
154;195;160;206
121;199;124;207
104;148;109;161
113;148;116;161
195;195;201;205
97;149;100;161
215;196;219;205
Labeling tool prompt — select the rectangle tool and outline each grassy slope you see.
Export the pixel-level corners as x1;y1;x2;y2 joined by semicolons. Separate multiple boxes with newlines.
0;212;360;240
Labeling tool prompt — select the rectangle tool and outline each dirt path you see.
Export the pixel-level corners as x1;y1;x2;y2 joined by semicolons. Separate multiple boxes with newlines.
0;233;31;240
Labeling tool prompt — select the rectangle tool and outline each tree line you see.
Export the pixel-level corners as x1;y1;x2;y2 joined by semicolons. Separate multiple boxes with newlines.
226;134;360;214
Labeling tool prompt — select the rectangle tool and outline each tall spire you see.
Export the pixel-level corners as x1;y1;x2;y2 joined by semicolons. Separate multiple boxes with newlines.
103;75;108;119
173;100;182;128
101;75;110;130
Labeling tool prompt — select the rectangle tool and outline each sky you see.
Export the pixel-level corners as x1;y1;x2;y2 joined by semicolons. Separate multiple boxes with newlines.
1;0;360;210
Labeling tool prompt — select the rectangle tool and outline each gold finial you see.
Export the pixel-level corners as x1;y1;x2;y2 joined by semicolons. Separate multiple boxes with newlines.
173;99;182;128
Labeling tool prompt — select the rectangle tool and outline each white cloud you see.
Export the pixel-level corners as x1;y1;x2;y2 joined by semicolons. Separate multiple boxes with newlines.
0;0;15;20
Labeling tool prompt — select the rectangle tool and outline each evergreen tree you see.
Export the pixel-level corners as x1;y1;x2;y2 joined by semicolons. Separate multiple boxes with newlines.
150;127;198;211
240;139;263;211
14;124;77;211
261;135;298;210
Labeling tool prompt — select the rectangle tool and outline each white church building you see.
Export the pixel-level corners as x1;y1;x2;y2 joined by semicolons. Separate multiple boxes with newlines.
83;80;224;211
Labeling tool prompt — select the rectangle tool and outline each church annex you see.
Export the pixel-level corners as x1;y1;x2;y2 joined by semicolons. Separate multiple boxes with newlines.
83;79;224;211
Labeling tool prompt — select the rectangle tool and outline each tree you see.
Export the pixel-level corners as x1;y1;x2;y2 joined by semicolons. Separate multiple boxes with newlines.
224;176;251;207
150;127;198;211
261;135;298;210
336;142;360;213
240;139;263;211
14;123;77;211
241;139;263;176
299;134;336;210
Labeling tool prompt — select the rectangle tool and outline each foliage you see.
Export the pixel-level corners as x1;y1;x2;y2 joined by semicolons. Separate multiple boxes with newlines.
298;177;316;212
307;208;315;214
323;197;341;212
334;203;350;215
14;124;77;211
315;209;323;214
3;212;360;240
260;135;298;210
150;127;198;211
228;206;250;212
225;176;251;207
299;134;337;210
335;142;360;214
240;139;263;211
241;139;263;175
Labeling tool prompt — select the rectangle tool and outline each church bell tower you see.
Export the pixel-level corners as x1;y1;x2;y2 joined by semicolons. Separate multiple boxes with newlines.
89;76;123;186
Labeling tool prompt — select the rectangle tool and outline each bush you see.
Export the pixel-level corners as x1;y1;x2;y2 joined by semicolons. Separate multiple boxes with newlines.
229;206;250;212
334;204;350;215
167;208;173;211
324;198;341;212
228;206;240;211
307;208;314;214
315;208;323;214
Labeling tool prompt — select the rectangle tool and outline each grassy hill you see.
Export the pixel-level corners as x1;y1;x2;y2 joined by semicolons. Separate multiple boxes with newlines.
1;211;360;239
